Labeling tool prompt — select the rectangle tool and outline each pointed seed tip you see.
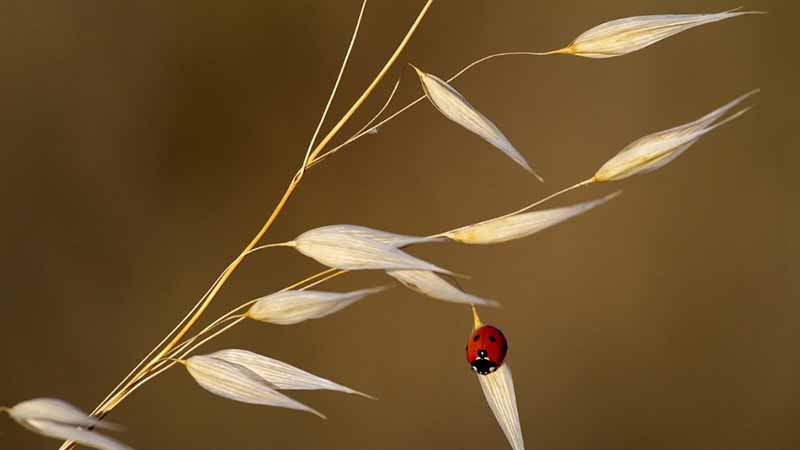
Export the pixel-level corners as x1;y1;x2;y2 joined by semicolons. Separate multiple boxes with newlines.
354;390;378;400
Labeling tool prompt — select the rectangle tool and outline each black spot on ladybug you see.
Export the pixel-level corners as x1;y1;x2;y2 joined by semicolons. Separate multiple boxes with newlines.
501;342;508;354
465;345;468;351
472;335;480;342
488;335;496;343
477;349;488;358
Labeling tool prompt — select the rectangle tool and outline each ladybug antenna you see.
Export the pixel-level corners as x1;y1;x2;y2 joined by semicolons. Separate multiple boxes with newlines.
471;304;483;330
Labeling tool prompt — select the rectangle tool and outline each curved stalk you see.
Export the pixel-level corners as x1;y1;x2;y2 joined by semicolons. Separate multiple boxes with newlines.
311;50;565;167
60;3;435;449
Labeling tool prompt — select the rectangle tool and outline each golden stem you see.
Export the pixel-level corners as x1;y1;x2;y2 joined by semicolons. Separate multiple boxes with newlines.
312;49;566;166
302;0;368;170
61;3;434;448
471;304;482;330
308;0;434;164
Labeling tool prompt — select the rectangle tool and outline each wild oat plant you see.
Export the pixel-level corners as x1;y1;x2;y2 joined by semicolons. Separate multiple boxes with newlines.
2;3;762;449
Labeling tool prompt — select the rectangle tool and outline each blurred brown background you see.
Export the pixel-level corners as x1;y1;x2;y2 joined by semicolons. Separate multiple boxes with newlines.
1;1;796;448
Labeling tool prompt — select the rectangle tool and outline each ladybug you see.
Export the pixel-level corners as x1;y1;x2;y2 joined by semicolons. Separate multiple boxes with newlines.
466;324;508;375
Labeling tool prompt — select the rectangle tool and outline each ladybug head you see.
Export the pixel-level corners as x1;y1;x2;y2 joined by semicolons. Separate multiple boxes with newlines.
470;357;498;375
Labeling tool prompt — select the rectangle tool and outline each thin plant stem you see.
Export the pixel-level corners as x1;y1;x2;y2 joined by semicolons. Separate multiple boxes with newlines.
178;316;247;360
62;3;434;447
175;269;349;356
126;0;436;369
302;0;368;171
89;256;242;416
311;50;567;167
161;268;347;365
471;304;482;330
309;74;404;169
355;75;404;137
431;178;595;239
99;268;351;416
91;237;310;416
101;266;347;419
246;241;296;254
103;314;245;412
307;0;434;164
93;270;352;428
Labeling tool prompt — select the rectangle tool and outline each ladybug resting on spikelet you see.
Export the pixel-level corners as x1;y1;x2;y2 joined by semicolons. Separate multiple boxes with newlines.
466;324;508;375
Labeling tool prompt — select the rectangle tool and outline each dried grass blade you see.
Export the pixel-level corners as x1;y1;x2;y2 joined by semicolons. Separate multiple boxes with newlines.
387;270;499;307
445;192;620;244
312;224;443;248
185;355;325;419
246;286;387;325
210;349;374;399
23;420;133;450
293;226;453;274
8;398;118;431
594;90;757;181
563;10;764;58
477;364;524;450
7;398;131;450
411;65;543;181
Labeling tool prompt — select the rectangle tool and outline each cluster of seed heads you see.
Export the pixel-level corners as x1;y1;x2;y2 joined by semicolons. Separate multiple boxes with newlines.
3;3;761;450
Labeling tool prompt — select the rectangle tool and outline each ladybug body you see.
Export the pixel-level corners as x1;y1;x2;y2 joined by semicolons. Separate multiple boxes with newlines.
466;325;508;375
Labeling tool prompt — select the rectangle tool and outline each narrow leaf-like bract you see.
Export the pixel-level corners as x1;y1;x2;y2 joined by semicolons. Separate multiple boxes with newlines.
594;90;757;181
246;286;387;325
445;192;620;245
411;65;543;181
561;10;763;58
23;421;132;450
6;398;132;450
8;398;116;430
311;224;443;248
478;364;524;450
210;349;374;398
293;225;453;274
387;270;499;307
185;355;325;419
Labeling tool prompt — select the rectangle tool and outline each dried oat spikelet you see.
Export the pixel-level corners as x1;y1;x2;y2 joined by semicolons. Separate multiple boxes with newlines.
594;90;758;182
183;355;325;419
558;9;764;58
5;398;133;450
387;269;499;307
210;349;375;398
311;224;444;247
444;192;620;245
469;309;523;450
411;65;543;181
246;286;388;325
478;364;524;450
290;225;454;274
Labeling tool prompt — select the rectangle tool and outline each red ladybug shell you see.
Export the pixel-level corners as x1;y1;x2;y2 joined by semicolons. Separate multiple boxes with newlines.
466;325;508;375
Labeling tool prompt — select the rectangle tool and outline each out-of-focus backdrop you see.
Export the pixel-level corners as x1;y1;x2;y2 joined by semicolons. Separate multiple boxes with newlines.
1;1;796;448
